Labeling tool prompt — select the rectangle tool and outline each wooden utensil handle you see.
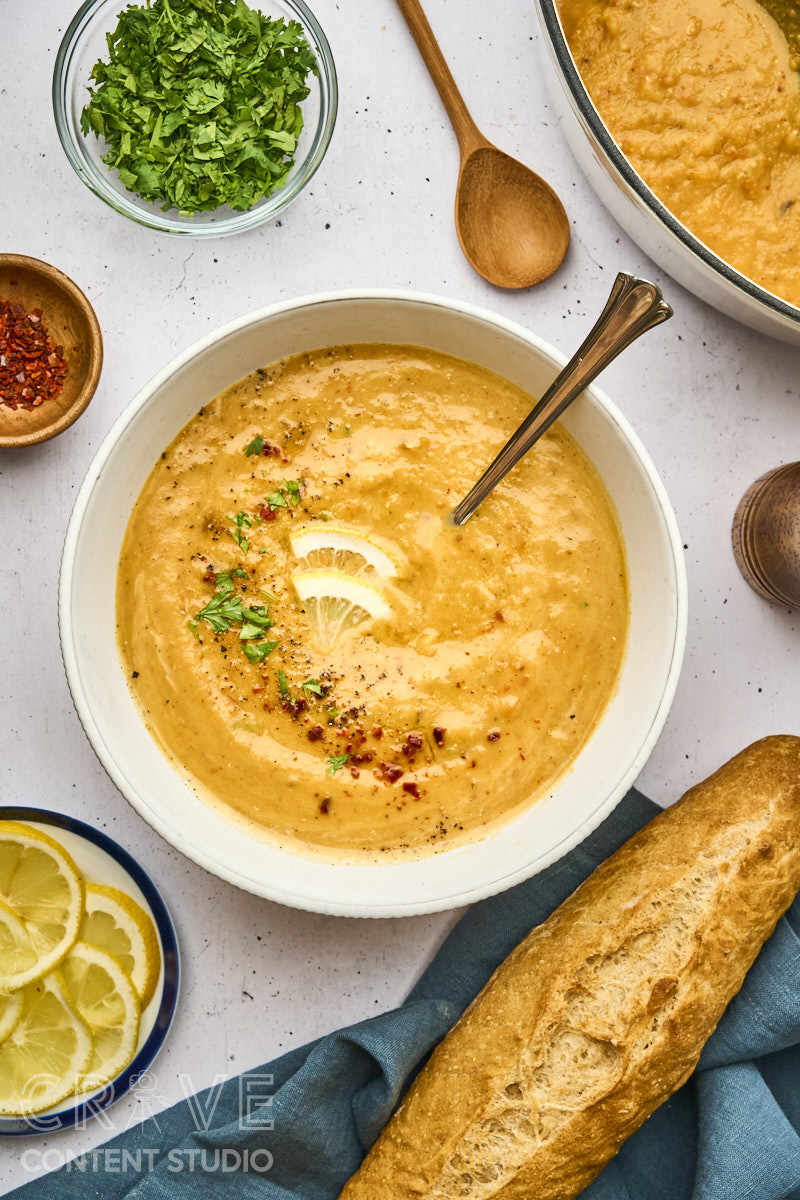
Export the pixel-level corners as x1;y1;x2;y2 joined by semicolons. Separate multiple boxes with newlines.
394;0;484;153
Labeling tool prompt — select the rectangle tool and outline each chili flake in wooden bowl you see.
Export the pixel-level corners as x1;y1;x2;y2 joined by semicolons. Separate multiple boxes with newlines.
0;255;103;449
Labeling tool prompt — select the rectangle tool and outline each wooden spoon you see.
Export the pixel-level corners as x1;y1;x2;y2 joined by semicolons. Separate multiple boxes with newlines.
395;0;570;289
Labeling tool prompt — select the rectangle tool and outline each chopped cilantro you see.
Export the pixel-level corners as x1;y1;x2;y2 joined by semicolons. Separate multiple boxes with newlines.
302;679;324;697
285;479;302;505
79;0;318;215
265;490;288;510
326;753;349;777
243;640;279;663
278;669;289;696
244;435;265;457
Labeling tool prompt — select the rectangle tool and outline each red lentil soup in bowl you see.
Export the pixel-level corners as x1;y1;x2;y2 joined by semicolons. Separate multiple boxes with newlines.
60;292;686;915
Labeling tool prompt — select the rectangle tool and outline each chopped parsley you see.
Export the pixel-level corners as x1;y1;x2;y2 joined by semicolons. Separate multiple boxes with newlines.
285;479;302;505
228;511;254;552
278;669;289;696
238;605;274;640
243;640;279;663
244;435;265;457
265;490;288;510
79;0;318;214
264;479;304;511
190;569;279;662
326;753;349;777
302;679;324;697
190;587;245;636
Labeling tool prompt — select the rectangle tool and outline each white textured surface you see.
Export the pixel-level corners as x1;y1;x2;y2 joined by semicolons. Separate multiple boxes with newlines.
1;0;799;1190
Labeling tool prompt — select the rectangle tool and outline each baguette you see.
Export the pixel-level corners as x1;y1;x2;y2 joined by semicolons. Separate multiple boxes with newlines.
340;735;800;1200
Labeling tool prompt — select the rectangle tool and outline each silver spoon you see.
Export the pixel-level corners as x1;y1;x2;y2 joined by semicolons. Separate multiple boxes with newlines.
450;272;673;526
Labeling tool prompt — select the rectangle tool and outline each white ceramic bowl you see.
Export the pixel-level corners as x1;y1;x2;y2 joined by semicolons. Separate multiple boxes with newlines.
533;0;800;345
60;291;687;917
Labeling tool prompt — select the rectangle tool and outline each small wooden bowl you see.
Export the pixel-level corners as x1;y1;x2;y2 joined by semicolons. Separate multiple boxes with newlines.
0;255;103;448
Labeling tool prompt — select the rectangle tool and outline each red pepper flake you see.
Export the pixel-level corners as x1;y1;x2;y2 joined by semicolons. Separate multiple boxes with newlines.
432;726;446;748
259;505;277;522
402;782;420;799
375;761;404;784
372;724;383;740
402;732;423;761
0;300;68;411
261;442;282;457
487;729;501;742
319;797;331;814
307;724;324;742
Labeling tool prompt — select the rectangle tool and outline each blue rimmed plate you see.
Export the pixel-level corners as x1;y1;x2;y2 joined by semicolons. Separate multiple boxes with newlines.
0;807;179;1135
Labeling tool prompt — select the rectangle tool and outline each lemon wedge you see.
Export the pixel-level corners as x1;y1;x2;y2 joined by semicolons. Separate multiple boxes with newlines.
0;822;84;989
61;942;140;1093
291;568;393;650
290;523;402;578
80;884;160;1009
0;992;23;1046
0;972;93;1115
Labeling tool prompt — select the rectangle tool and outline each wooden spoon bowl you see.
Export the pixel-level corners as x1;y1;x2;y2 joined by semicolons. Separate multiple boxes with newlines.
457;145;570;289
0;255;103;449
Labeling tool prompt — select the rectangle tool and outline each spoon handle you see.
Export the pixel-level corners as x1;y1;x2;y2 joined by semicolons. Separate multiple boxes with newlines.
450;272;673;526
394;0;484;152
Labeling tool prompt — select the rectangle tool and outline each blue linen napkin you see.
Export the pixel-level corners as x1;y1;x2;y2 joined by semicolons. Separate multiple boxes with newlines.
12;787;800;1200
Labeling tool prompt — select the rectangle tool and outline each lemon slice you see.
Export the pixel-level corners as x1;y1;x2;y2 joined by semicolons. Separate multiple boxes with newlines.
0;992;23;1046
80;884;160;1009
291;568;393;650
0;822;84;989
0;896;39;991
289;523;402;577
0;972;93;1115
61;942;140;1092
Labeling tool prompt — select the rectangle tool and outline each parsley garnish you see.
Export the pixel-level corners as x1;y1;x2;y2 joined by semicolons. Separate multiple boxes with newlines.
238;604;274;640
244;435;264;457
79;0;318;214
191;588;245;635
278;669;289;696
228;511;253;552
191;569;279;662
243;640;279;663
326;753;349;777
302;679;324;697
264;480;304;512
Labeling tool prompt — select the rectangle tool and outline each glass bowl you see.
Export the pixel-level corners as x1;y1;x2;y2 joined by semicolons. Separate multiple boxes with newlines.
53;0;337;237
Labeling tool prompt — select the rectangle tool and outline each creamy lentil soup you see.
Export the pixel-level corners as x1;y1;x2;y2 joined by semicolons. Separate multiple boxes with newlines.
559;0;800;307
116;345;628;858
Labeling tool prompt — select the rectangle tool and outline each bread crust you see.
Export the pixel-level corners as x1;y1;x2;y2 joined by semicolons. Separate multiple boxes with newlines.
339;736;800;1200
